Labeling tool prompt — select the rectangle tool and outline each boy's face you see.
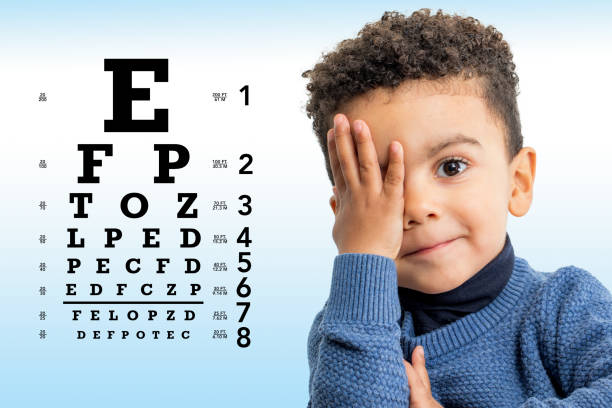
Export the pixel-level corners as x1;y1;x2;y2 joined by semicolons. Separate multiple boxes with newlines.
331;78;536;294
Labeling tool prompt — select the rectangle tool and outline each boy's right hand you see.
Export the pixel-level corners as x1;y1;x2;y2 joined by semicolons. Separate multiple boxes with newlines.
328;113;405;260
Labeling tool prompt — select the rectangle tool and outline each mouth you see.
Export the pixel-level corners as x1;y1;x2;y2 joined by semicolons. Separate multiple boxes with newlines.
402;237;459;257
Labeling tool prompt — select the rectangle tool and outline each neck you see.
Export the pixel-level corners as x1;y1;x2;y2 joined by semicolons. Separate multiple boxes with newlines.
398;232;515;335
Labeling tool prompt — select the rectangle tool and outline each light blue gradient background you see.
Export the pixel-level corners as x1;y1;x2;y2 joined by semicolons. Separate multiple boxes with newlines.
1;1;611;406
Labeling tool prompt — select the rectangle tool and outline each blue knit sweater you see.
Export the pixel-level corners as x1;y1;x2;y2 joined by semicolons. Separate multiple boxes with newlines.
307;253;612;407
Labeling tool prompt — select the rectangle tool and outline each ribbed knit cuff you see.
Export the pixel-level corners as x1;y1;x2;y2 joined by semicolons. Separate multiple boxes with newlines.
323;253;401;325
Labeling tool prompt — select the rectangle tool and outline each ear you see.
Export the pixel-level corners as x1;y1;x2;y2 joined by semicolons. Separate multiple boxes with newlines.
329;186;338;215
508;147;536;217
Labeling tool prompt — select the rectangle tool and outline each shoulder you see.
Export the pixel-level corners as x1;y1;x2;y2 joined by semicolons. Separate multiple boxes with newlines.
537;263;611;308
516;257;609;303
522;262;612;394
512;258;612;328
521;260;612;334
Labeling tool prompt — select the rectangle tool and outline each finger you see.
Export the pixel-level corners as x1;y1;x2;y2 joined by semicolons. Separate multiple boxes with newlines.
327;128;346;193
351;119;382;189
403;359;428;398
383;140;404;197
333;113;360;189
412;346;431;391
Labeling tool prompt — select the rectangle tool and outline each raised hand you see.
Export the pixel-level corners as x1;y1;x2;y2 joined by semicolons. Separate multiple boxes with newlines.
327;113;405;259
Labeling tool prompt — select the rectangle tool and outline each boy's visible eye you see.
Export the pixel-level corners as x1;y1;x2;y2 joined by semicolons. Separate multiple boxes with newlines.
436;156;470;178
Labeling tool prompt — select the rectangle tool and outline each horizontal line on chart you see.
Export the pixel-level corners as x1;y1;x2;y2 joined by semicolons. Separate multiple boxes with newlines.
62;301;204;304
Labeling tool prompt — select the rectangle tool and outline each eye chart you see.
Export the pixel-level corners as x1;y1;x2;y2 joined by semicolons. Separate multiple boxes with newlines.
0;2;328;405
57;59;253;345
31;57;253;339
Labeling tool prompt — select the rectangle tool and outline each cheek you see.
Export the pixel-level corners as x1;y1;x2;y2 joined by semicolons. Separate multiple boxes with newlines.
448;170;508;228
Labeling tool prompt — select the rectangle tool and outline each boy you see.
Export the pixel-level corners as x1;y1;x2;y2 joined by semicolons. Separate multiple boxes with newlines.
301;8;612;408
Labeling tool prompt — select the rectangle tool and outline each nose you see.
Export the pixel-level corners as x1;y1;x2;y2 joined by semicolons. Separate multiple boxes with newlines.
402;175;440;228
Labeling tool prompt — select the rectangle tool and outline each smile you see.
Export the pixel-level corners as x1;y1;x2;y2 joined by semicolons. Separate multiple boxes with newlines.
403;238;458;257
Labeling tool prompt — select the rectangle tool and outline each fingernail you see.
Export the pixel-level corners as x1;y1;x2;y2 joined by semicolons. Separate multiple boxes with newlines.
419;346;425;358
327;129;334;141
334;114;342;127
353;120;362;134
391;142;399;153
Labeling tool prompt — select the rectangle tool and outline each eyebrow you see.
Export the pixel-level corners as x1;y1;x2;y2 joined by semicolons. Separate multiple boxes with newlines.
380;133;483;168
427;134;483;159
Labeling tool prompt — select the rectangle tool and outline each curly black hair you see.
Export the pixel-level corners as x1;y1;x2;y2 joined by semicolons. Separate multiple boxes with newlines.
301;8;522;186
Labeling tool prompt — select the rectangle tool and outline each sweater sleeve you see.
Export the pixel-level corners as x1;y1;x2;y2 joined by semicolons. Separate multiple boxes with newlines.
306;253;409;408
520;267;612;407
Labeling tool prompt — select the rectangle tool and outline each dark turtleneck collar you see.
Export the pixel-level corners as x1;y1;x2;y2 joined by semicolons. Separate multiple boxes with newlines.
398;232;515;336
